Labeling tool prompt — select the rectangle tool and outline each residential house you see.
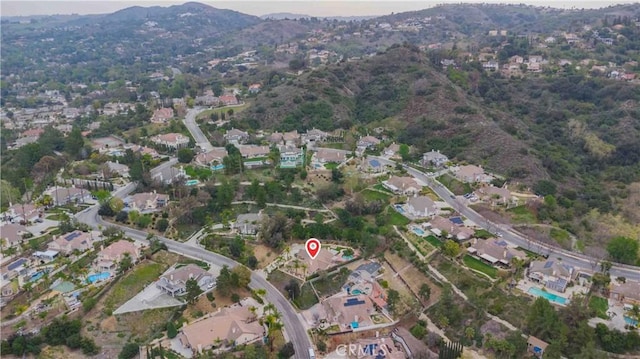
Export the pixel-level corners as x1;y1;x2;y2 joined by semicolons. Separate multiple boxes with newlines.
421;150;449;167
195;94;219;106
248;83;262;94
302;128;329;145
235;213;263;235
178;305;264;354
105;161;130;178
609;280;640;307
151;108;174;123
97;240;140;270
483;61;499;70
21;128;44;139
152;165;187;185
219;94;239;106
360;157;384;173
48;230;94;254
2;203;41;224
224;128;249;145
194;148;228;167
279;146;304;168
382;176;421;195
427;216;474;241
528;260;574;293
1;258;30;282
268;130;299;146
47;187;92;206
357;136;381;154
321;294;376;330
315;148;346;164
527;336;548;358
151;133;190;150
383;143;402;159
238;145;270;159
454;165;489;183
124;192;169;213
477;185;513;205
33;250;59;263
295;245;351;276
0;223;30;248
157;264;214;296
467;238;526;267
406;196;437;218
128;144;161;159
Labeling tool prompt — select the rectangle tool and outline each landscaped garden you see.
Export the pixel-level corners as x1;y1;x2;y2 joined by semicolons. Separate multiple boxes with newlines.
463;254;498;279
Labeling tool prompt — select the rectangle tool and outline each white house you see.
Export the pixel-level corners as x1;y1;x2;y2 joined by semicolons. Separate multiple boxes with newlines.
406;196;437;218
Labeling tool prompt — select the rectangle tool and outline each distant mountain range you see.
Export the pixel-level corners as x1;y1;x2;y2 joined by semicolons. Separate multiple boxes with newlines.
260;12;376;21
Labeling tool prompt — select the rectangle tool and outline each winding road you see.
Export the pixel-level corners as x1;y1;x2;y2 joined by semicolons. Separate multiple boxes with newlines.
76;157;313;358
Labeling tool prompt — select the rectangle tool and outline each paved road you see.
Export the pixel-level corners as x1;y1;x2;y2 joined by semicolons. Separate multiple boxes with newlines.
184;107;213;152
76;161;313;358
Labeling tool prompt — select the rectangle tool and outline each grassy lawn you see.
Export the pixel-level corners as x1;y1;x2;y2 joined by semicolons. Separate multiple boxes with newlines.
462;255;498;279
436;174;472;195
294;282;319;310
103;262;164;313
474;229;493;239
424;235;443;248
324;162;339;170
550;228;571;247
196;103;249;120
45;213;65;221
312;268;351;298
320;143;347;150
386;207;410;226
507;205;538;224
589;295;609;319
184;165;213;180
360;189;391;202
373;183;394;193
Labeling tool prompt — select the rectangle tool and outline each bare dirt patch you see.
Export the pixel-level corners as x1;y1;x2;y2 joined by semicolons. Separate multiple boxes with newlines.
385;253;441;308
251;243;280;269
470;203;512;225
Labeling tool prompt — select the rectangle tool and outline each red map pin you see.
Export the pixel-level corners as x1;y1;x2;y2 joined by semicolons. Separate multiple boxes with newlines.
305;238;321;260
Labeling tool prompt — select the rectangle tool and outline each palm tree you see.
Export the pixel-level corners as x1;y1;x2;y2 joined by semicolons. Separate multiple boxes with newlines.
263;305;283;352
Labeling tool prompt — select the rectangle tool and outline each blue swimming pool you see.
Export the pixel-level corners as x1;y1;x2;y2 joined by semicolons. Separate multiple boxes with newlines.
625;316;638;327
185;179;200;186
394;204;405;214
87;272;110;284
29;271;44;282
210;164;224;171
412;227;426;236
351;289;362;295
528;287;568;305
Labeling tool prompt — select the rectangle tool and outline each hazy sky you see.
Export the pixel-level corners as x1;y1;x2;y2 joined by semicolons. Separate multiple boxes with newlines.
0;0;631;17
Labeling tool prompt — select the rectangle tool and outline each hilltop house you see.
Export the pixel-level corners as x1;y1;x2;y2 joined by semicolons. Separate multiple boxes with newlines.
157;264;214;297
453;165;490;183
383;143;402;159
97;240;140;270
302;128;329;145
194;148;228;167
219;94;239;106
421;150;449;167
382;176;421;195
105;161;130;178
238;145;270;159
315;148;345;164
268;130;299;147
356;136;381;154
224;129;249;145
279;146;304;168
234;213;263;235
610;280;640;307
406;196;437;218
467;238;526;267
151;108;174;123
151;133;190;150
360;157;384;173
124;192;169;213
178;305;264;354
528;260;574;293
248;83;262;94
46;187;93;206
477;185;513;205
48;230;95;254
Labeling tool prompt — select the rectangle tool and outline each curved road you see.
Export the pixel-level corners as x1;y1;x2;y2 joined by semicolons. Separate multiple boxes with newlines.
76;160;313;358
184;107;213;152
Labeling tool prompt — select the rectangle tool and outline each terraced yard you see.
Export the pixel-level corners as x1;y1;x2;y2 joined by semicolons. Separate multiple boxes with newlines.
462;255;498;279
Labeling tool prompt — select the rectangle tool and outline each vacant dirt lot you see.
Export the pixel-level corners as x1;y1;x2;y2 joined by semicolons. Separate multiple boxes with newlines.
385;253;441;308
251;243;280;269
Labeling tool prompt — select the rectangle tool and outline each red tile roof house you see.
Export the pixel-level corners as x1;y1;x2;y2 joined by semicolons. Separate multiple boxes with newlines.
97;240;140;271
219;94;239;106
248;83;262;94
382;176;422;195
178;305;264;354
406;195;437;218
0;223;31;248
150;108;174;123
48;230;95;254
194;148;228;166
21;128;45;138
151;133;190;150
156;264;214;297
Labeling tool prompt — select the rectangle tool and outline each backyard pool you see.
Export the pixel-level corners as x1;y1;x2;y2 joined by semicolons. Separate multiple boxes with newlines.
210;164;224;171
394;204;405;214
624;316;638;327
351;289;362;295
87;272;111;284
185;179;200;186
29;271;45;282
412;227;426;236
528;287;568;305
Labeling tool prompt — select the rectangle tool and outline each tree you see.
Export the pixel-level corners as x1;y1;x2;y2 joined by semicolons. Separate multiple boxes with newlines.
261;213;292;248
185;277;203;304
526;297;566;343
263;304;284;352
399;143;411;161
118;253;133;274
166;322;177;339
387;289;400;313
156;218;169;232
606;236;639;265
419;283;431;302
442;240;461;257
533;180;557;196
232;265;252;288
284;279;300;300
65;126;86;159
177;148;195;163
118;343;139;359
278;342;295;359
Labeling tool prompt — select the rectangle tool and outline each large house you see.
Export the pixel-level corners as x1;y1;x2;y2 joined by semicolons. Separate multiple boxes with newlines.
356;136;381;154
157;264;214;297
453;165;491;183
279;146;304;168
194;148;228;167
427;216;474;241
383;143;402;159
235;213;263;235
609;280;640;307
97;240;140;270
48;230;95;254
238;145;270;159
315;148;346;164
219;94;239;106
2;203;41;224
0;223;30;248
224;129;249;145
467;238;526;267
382;176;421;195
47;187;93;206
124;192;169;213
406;196;437;218
477;185;513;205
151;133;190;150
178;305;264;354
302;128;329;145
421;150;449;167
105;161;130;178
268;130;299;146
528;260;574;293
360;157;384;173
150;108;174;123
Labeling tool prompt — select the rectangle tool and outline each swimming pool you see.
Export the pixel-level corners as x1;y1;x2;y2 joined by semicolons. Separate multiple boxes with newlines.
394;204;405;214
528;287;568;305
210;164;224;171
185;179;200;186
29;271;44;282
624;316;638;327
351;289;362;295
87;272;110;284
412;227;426;236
